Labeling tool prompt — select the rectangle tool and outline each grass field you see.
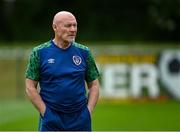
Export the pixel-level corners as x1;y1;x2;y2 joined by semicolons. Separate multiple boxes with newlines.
0;99;180;131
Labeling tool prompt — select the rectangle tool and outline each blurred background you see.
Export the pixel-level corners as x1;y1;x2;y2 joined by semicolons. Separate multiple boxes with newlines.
0;0;180;131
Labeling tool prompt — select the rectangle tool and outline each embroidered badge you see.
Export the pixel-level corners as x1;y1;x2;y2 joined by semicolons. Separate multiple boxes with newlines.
72;55;82;65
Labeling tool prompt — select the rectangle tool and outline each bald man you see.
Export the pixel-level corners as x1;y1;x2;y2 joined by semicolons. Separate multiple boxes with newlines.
25;11;100;131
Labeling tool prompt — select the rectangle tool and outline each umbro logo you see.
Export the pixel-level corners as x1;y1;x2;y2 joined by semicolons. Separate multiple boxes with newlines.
48;58;55;64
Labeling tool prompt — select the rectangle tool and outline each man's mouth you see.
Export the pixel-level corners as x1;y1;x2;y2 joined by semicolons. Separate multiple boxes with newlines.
69;35;76;37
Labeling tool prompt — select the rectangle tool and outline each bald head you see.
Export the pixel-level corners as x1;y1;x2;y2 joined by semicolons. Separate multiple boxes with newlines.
53;11;76;25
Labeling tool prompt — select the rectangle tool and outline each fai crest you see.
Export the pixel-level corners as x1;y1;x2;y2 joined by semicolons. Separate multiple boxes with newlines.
73;55;82;65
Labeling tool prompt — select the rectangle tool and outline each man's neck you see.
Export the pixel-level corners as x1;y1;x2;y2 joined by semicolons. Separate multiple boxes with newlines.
53;39;71;49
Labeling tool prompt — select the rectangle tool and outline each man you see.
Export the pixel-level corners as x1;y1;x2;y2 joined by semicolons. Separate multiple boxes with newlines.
25;11;100;131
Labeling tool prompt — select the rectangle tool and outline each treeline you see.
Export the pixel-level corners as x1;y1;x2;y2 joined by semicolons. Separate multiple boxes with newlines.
0;0;180;42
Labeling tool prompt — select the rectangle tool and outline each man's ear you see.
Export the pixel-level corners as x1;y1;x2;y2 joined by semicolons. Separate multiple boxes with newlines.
52;24;57;31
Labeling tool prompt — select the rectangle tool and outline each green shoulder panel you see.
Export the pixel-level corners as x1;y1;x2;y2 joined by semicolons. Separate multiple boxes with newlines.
73;42;89;51
85;50;100;82
25;41;51;81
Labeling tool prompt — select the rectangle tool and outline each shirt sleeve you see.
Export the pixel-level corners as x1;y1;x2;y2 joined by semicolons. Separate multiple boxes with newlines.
85;50;100;82
25;48;40;81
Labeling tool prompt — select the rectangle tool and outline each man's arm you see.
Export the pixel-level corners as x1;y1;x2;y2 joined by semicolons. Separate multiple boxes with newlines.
87;79;100;115
25;78;46;116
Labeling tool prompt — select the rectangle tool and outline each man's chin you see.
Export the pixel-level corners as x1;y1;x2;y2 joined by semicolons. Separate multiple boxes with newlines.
68;38;75;43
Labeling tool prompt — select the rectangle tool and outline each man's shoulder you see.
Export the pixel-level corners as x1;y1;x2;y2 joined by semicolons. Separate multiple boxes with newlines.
32;41;51;52
73;42;89;51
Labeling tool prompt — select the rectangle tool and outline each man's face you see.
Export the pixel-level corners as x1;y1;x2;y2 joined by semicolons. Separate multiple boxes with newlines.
54;16;77;43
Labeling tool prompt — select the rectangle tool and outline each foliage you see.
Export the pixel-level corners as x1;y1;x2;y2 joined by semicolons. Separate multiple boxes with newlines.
0;0;180;42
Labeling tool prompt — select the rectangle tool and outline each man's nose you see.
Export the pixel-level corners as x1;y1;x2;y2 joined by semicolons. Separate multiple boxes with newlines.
70;26;77;32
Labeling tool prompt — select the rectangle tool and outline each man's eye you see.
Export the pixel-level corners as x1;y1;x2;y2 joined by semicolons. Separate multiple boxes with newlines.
65;24;71;27
64;24;77;28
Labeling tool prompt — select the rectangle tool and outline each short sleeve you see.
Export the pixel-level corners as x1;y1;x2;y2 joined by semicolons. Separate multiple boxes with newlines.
25;49;40;81
85;50;100;82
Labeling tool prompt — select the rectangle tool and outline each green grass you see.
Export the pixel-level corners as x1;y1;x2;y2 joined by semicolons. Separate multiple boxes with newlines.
0;100;39;131
93;100;180;131
0;100;180;131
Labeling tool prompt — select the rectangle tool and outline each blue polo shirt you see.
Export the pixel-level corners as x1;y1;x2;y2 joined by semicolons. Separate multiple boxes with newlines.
25;40;99;113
